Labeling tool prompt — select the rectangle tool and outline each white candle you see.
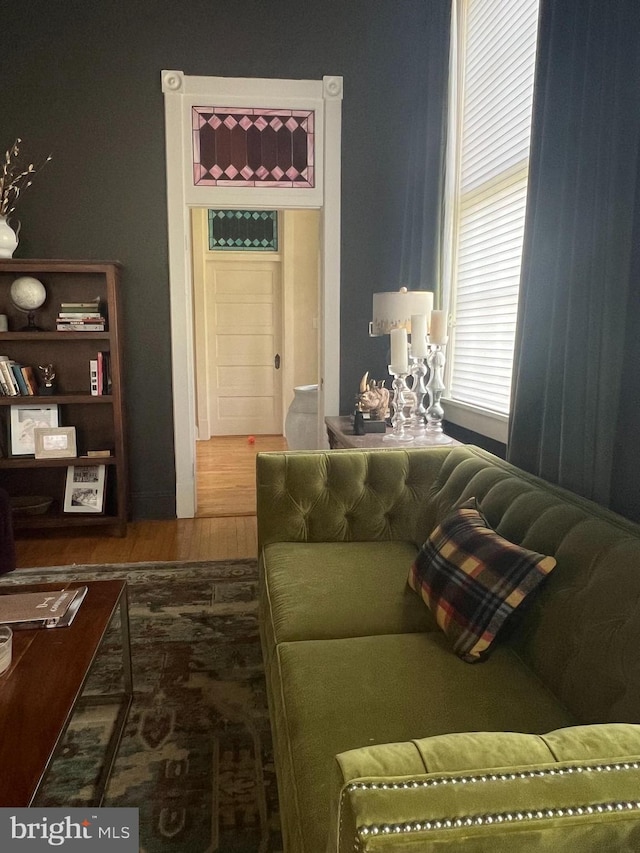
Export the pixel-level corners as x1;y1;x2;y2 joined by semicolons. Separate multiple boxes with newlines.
410;314;428;357
389;327;409;374
429;310;448;345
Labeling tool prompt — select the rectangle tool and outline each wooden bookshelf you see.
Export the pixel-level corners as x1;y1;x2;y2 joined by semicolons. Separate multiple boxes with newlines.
0;260;128;536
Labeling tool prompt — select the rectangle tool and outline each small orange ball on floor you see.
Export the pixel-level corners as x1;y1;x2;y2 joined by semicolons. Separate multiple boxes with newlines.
248;435;256;444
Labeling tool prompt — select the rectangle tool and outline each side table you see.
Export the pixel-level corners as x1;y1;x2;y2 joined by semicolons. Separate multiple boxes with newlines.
325;415;461;450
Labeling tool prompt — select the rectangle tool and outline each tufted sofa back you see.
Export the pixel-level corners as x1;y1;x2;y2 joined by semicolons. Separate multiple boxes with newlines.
256;446;640;724
256;447;448;548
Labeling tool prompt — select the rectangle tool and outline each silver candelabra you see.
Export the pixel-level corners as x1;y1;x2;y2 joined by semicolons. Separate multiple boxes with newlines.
423;345;452;444
383;368;414;442
408;356;428;437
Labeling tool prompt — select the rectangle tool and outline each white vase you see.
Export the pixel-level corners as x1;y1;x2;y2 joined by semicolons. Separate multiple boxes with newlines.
284;384;319;450
0;216;19;258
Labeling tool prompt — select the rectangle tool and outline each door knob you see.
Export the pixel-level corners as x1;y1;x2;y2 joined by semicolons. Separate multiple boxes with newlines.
274;353;281;369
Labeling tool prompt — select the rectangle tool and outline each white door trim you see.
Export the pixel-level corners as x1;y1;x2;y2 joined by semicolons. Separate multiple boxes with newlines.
162;71;342;517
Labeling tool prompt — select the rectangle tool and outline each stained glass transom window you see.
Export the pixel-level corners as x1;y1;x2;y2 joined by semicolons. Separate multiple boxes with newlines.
192;107;315;188
208;210;278;251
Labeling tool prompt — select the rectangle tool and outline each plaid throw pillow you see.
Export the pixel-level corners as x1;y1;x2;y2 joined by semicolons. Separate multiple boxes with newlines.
408;498;556;662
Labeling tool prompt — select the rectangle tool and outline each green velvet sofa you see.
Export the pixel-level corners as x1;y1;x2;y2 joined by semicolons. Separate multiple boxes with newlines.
256;445;640;852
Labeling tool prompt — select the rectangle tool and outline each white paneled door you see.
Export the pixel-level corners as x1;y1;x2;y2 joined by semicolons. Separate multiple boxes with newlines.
205;259;282;435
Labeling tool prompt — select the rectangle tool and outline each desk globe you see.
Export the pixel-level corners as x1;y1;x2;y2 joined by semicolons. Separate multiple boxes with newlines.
10;276;47;331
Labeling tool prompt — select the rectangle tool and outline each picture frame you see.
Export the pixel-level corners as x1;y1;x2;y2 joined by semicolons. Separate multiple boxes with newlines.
63;464;106;514
9;404;60;457
34;426;77;459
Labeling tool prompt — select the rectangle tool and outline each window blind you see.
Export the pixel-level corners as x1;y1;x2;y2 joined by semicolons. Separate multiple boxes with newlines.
447;0;540;418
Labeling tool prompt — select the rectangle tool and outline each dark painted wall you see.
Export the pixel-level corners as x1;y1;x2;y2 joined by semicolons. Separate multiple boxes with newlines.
2;0;441;517
444;424;506;459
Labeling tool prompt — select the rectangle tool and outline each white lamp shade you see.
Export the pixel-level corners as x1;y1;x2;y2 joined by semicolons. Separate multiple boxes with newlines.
371;288;434;336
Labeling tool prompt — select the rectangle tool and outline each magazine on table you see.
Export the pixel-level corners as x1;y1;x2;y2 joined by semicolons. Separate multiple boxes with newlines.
0;586;88;629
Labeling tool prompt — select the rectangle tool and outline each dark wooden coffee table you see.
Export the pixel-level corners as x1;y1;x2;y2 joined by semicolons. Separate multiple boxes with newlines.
0;579;132;806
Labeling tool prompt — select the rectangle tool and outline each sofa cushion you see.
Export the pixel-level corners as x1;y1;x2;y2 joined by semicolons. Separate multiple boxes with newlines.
269;631;574;853
260;540;436;653
408;498;556;661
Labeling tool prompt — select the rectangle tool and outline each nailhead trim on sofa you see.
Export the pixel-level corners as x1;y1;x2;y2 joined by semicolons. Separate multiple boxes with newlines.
343;762;640;848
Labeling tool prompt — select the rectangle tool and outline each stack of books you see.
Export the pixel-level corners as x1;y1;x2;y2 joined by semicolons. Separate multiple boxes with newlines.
0;355;38;396
57;298;106;332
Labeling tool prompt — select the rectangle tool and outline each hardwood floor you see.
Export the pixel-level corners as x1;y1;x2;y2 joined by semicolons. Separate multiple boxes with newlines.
196;433;287;517
14;435;288;569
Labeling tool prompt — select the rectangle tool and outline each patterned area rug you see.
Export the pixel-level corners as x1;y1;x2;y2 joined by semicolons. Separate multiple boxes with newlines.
9;560;282;853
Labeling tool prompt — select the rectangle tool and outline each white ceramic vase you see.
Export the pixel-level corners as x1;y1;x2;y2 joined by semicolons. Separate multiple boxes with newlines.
284;384;319;450
0;216;19;258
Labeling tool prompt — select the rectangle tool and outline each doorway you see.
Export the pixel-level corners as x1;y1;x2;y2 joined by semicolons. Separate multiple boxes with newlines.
191;208;321;441
191;207;320;517
162;71;342;517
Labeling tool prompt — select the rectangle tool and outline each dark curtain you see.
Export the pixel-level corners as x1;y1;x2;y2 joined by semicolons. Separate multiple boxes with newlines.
398;0;451;301
508;0;640;519
610;149;640;522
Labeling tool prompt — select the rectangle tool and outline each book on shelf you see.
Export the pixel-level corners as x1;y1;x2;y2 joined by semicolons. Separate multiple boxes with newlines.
97;351;104;395
0;357;17;395
57;322;106;332
90;358;99;395
59;298;101;311
21;365;38;395
10;364;29;396
7;363;20;395
96;350;111;395
0;586;88;629
58;322;105;329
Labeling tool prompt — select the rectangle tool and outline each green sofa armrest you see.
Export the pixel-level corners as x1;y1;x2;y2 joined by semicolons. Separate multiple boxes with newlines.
329;726;640;852
256;448;453;550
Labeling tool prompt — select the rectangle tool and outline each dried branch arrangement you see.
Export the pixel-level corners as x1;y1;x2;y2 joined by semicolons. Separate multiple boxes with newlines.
0;138;52;217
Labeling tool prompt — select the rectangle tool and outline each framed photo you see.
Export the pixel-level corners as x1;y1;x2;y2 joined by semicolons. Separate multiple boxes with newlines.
9;404;59;456
64;465;106;514
34;426;77;459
